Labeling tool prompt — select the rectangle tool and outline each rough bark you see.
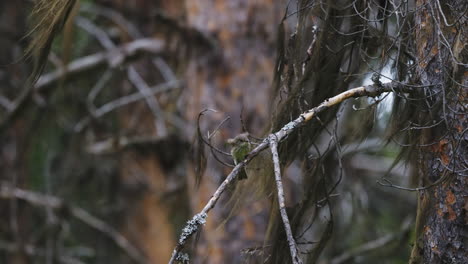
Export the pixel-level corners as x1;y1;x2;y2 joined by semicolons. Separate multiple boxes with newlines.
409;0;467;263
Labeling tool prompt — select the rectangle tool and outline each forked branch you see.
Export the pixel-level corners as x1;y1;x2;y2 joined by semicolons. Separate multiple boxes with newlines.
168;81;407;263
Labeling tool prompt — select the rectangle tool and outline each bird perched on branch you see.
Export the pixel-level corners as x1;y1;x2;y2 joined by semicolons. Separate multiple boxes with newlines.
227;133;252;180
226;133;275;197
225;133;278;245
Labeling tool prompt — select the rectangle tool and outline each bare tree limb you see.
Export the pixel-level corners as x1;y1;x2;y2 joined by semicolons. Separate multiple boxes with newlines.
35;38;164;91
74;80;181;132
85;135;167;154
269;134;303;264
0;38;164;133
127;66;168;136
168;81;408;263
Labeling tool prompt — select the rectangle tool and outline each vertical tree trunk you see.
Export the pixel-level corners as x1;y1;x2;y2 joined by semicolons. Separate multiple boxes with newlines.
410;1;467;263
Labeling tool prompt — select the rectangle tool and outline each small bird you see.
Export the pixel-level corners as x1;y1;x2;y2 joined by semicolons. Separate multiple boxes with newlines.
226;133;275;211
227;133;252;180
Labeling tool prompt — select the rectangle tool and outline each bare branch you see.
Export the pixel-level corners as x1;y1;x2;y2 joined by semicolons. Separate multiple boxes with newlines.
0;38;165;133
168;81;407;263
35;38;164;90
86;135;167;154
74;80;181;132
127;66;168;136
269;134;303;264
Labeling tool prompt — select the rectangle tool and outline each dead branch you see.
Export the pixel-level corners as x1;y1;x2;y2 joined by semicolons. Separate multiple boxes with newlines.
168;81;407;263
127;66;168;136
35;38;164;90
85;135;166;154
74;80;181;132
269;134;303;264
0;38;164;133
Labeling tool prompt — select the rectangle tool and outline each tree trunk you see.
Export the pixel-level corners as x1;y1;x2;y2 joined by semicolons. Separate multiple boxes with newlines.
409;1;467;263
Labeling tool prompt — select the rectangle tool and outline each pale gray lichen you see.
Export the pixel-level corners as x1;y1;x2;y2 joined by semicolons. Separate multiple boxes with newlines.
282;121;296;131
175;252;190;263
179;212;207;244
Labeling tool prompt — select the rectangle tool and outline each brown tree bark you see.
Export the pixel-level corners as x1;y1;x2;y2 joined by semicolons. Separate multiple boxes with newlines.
409;1;467;263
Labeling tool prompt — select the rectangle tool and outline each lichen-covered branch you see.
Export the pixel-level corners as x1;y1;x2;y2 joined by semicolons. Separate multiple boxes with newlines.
168;81;406;263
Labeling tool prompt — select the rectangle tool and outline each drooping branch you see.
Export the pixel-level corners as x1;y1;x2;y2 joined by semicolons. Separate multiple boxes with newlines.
168;81;407;263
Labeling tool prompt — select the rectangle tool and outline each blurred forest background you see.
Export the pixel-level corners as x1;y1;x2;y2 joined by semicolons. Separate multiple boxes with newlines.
0;0;466;264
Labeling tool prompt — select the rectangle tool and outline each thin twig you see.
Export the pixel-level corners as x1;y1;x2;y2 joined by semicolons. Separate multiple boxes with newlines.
75;16;115;49
196;109;232;157
208;116;235;167
152;58;177;82
269;134;303;264
127;66;168;136
86;68;114;117
74;80;181;132
85;135;166;154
